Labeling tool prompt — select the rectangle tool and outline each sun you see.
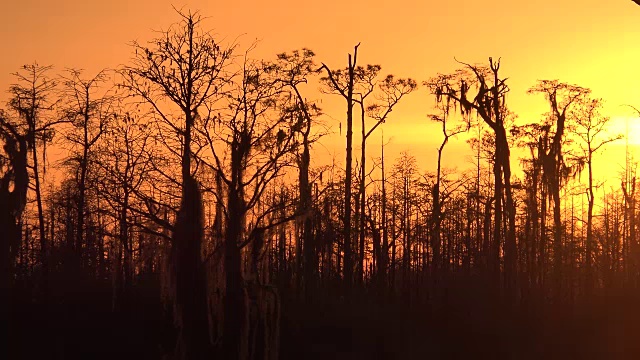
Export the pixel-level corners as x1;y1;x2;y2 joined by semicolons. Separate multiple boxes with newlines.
608;115;640;146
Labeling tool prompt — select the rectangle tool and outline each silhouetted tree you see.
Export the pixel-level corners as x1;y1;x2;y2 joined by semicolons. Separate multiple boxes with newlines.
8;63;60;298
391;151;418;295
319;45;360;292
425;93;468;280
573;97;621;289
95;107;156;309
59;69;112;270
275;49;323;299
429;58;517;295
0;112;29;312
198;51;298;360
6;8;640;359
121;9;233;359
357;74;416;284
528;80;589;300
512;122;547;290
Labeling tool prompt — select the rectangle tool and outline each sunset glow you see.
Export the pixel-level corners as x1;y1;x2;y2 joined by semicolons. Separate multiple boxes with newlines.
4;1;640;359
1;0;639;176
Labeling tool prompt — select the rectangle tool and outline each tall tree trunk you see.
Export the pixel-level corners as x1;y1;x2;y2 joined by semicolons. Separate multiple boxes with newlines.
492;148;503;287
223;184;247;360
172;174;210;360
379;134;389;292
299;131;315;301
357;106;367;286
76;104;90;270
31;133;48;297
223;135;249;360
553;180;562;300
172;37;210;357
342;49;357;294
499;128;518;298
0;133;28;326
586;151;595;291
432;143;444;280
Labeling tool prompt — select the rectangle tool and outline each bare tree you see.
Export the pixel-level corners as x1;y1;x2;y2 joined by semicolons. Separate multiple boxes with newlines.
94;106;157;309
573;97;621;289
319;44;360;292
424;98;468;279
391;151;418;294
198;52;297;360
356;74;416;283
59;69;113;269
275;49;324;299
120;9;234;359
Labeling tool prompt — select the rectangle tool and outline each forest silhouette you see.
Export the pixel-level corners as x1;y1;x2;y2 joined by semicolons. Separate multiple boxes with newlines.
4;4;640;359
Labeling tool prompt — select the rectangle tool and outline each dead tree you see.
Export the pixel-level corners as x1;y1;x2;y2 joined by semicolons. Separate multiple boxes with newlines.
319;44;359;292
356;74;416;284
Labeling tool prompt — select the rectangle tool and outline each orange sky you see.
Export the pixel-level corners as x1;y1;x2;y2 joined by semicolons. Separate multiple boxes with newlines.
1;0;639;183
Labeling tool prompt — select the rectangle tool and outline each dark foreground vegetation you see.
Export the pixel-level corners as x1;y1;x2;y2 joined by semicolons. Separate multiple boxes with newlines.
10;281;640;359
4;7;640;359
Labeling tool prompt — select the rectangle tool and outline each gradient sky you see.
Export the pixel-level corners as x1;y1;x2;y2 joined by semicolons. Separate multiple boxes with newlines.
1;0;639;182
